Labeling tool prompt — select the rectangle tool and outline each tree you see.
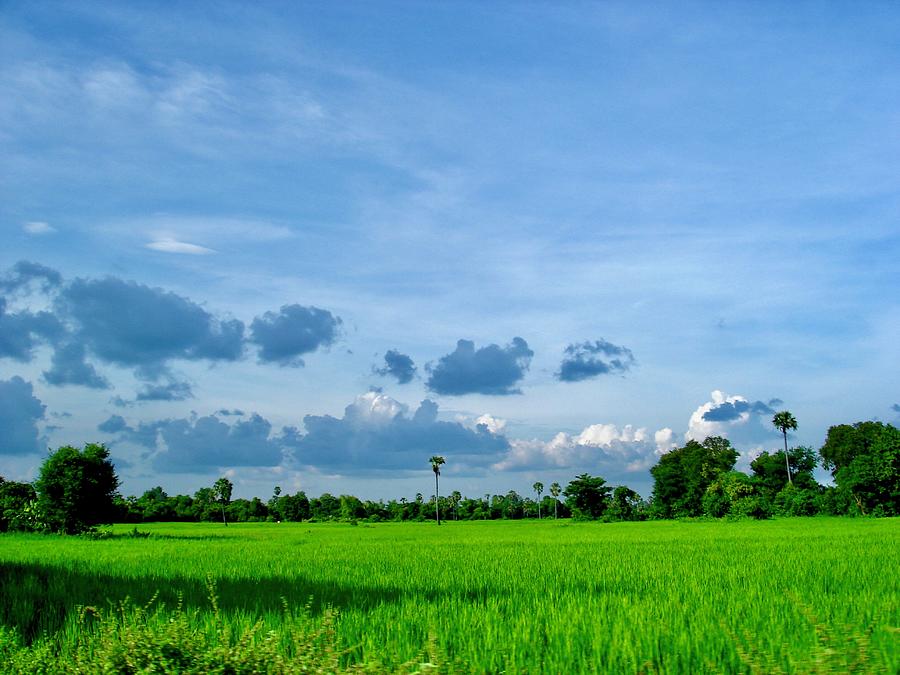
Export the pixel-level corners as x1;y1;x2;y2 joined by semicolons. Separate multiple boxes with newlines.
34;443;119;534
772;411;798;485
819;421;900;516
550;482;561;519
563;473;612;520
532;482;544;519
650;436;738;518
607;486;643;521
751;446;817;500
429;455;445;525
0;477;38;532
213;477;233;526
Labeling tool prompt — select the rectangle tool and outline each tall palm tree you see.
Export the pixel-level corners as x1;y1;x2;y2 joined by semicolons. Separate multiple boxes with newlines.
550;482;561;519
772;411;798;485
533;481;544;519
429;455;445;525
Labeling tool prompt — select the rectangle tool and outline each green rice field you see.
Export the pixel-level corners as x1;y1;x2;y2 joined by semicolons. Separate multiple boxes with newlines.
1;518;898;673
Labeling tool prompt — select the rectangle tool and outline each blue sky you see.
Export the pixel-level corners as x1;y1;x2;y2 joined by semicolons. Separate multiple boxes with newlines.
2;1;898;501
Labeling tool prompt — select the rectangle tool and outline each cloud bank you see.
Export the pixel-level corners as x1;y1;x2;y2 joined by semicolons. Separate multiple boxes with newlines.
557;339;635;382
0;377;46;456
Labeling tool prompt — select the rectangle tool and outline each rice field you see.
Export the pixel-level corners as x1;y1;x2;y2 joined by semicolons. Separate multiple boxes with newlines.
0;517;897;673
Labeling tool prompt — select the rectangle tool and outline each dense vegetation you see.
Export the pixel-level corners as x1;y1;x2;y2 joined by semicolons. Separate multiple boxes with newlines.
2;418;896;533
0;519;897;672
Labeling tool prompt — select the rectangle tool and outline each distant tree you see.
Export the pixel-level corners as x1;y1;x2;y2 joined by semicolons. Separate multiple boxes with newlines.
533;482;544;519
212;477;233;526
703;471;768;519
751;446;817;500
819;421;900;516
34;443;119;534
772;411;798;485
607;486;643;521
650;436;738;518
564;473;612;520
0;477;38;532
340;494;366;521
429;455;445;525
550;482;561;519
450;490;462;520
279;491;310;521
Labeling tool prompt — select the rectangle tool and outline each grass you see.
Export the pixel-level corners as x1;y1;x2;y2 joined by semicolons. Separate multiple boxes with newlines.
0;518;897;672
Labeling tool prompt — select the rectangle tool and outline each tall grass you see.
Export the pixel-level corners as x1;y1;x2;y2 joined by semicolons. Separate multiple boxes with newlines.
0;518;897;672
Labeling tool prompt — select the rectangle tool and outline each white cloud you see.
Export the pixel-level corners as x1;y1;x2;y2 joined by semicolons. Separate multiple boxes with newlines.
474;413;507;434
346;390;407;425
685;390;779;446
23;221;56;235
493;422;671;473
145;238;216;255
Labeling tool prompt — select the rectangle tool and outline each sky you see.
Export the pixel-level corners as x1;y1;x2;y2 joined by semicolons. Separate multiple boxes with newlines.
1;1;898;502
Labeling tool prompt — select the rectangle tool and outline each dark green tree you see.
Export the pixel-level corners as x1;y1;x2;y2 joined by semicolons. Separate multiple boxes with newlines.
563;473;612;520
212;477;233;526
607;485;643;521
650;436;738;518
751;446;817;499
34;443;120;534
772;411;798;485
819;421;900;516
0;477;38;532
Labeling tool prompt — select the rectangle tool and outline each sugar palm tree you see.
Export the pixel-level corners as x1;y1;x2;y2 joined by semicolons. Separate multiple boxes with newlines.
772;411;798;485
550;482;561;519
429;455;445;525
533;482;544;519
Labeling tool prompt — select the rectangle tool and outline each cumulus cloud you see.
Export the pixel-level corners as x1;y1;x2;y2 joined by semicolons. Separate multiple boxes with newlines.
687;391;781;445
374;349;416;384
135;380;194;402
557;339;636;382
58;276;245;370
426;337;533;396
0;377;46;455
97;414;128;434
0;297;64;362
0;260;63;293
102;413;284;472
891;403;900;414
494;422;674;473
23;221;56;235
42;342;110;389
216;408;245;416
286;390;509;473
250;304;341;367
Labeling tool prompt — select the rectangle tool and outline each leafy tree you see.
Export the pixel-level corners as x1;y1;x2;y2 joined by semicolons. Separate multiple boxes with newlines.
340;494;366;521
650;436;738;518
278;491;310;521
606;486;643;521
549;482;561;518
703;471;768;519
772;411;798;485
450;490;462;520
820;421;900;516
212;477;233;526
532;482;544;519
564;473;612;520
751;446;818;503
0;477;38;532
34;443;119;534
429;455;445;525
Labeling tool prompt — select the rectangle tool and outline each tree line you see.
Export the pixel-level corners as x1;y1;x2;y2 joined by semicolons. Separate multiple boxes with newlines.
1;414;897;534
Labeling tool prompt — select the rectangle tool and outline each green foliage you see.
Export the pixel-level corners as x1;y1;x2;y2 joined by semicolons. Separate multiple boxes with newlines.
605;486;644;521
820;422;900;516
651;436;739;518
773;484;819;517
213;477;234;526
563;473;611;519
34;443;119;534
703;471;768;519
0;478;38;532
751;446;818;499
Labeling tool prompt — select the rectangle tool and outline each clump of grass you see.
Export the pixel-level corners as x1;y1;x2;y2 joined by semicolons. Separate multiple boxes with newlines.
0;576;451;674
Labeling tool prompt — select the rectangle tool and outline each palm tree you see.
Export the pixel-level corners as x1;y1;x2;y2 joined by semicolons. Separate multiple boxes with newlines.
533;482;544;519
550;482;561;519
429;455;445;525
772;411;798;485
